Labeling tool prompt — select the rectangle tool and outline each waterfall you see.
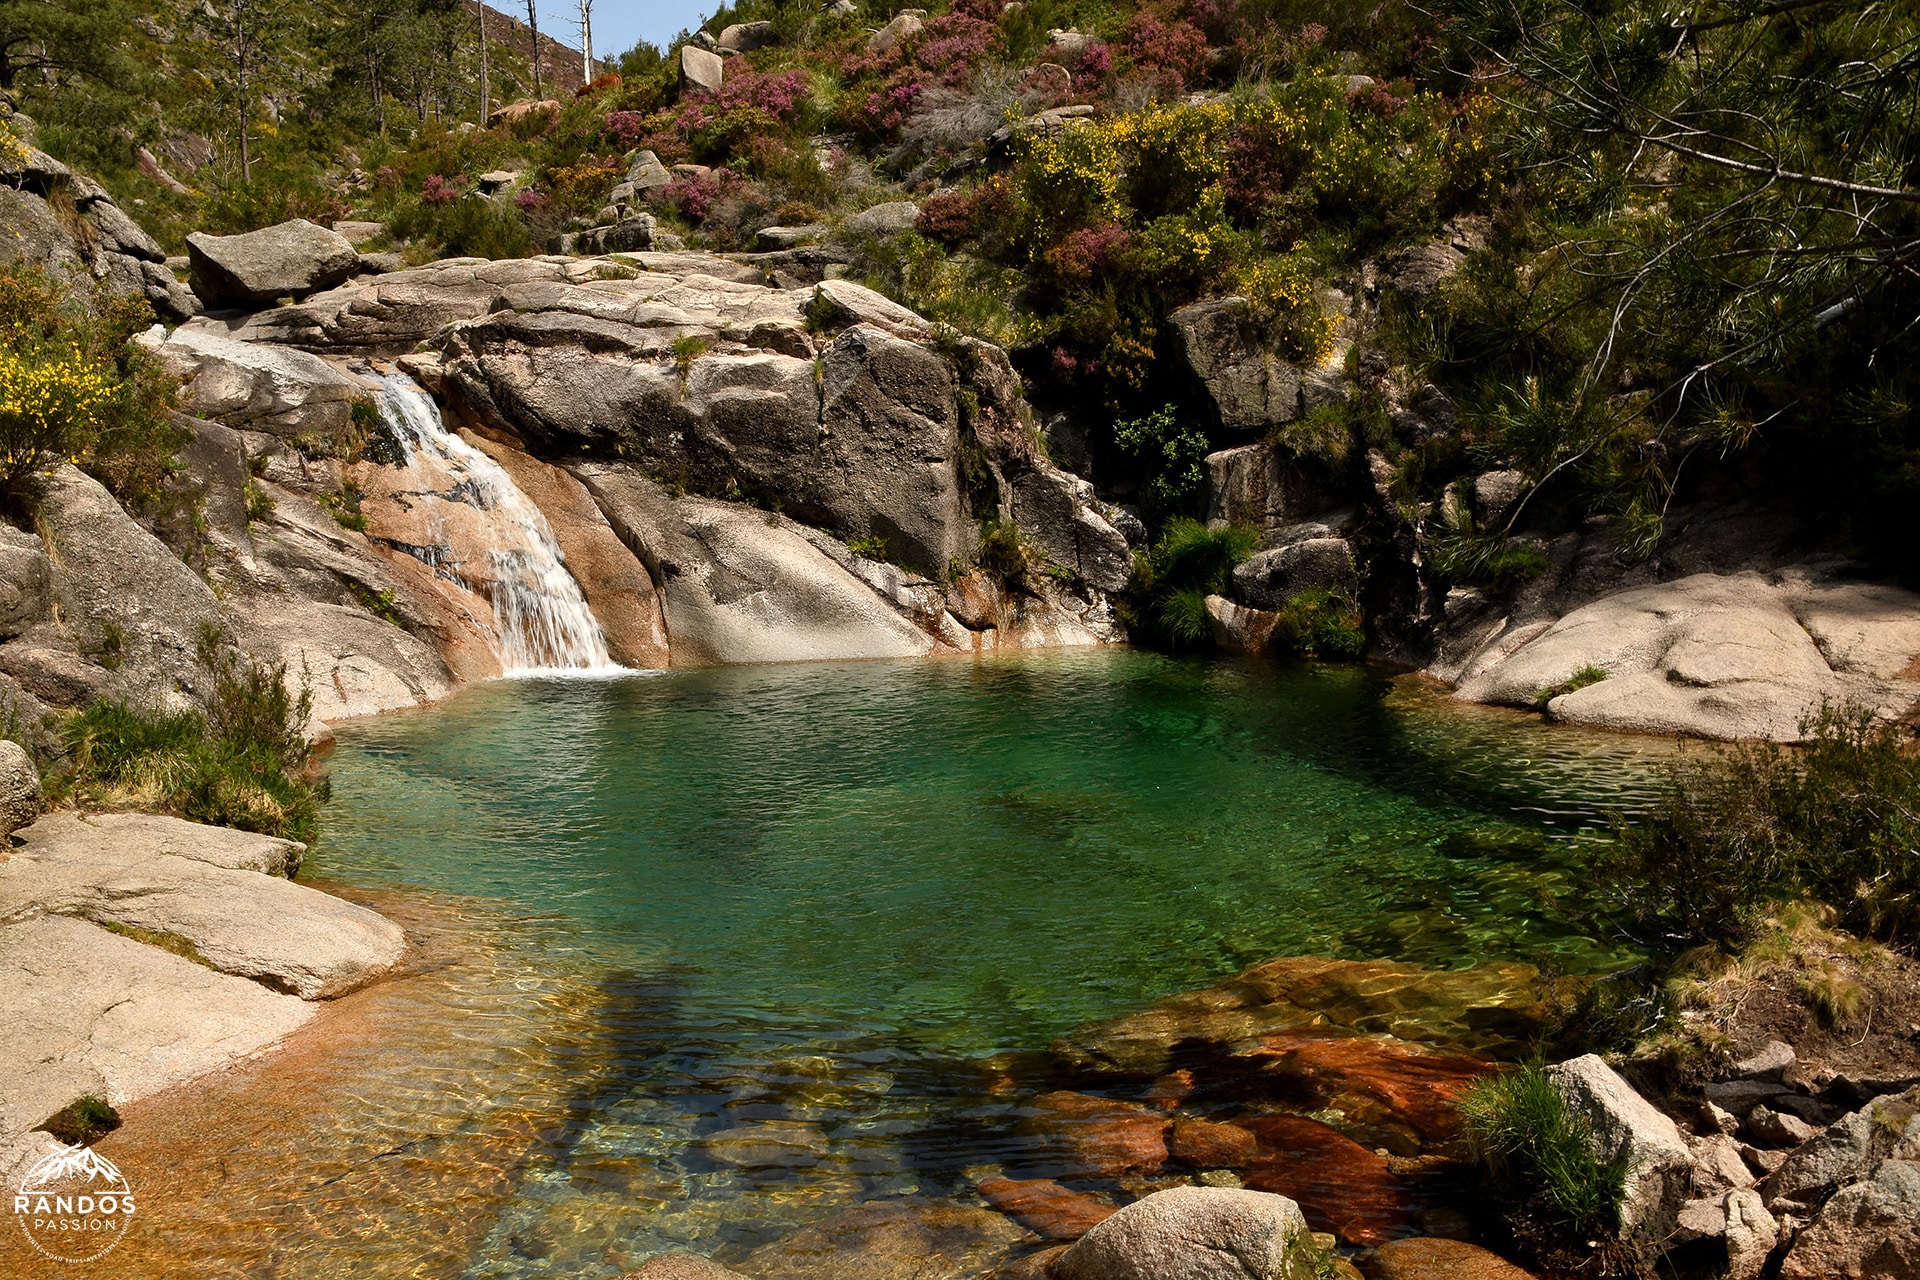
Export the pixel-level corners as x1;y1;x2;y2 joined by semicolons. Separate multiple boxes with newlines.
372;375;619;675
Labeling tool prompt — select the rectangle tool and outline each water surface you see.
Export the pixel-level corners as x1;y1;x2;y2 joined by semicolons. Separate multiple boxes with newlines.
61;652;1683;1278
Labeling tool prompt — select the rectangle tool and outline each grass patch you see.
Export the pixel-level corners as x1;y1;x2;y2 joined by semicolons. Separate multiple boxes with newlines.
1272;588;1367;659
39;1094;120;1146
59;636;324;842
95;919;215;969
1460;1064;1630;1239
977;519;1035;590
316;486;368;533
1535;664;1607;708
1121;519;1260;651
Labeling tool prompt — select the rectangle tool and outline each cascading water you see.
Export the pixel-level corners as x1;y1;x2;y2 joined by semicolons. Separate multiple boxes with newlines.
372;375;619;675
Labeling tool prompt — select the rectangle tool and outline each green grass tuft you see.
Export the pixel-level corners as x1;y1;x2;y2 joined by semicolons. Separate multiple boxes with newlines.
1459;1064;1630;1238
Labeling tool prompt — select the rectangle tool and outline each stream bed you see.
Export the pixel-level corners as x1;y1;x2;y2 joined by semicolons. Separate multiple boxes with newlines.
53;652;1685;1278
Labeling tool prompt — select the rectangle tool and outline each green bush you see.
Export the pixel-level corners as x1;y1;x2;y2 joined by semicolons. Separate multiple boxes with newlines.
62;640;324;843
387;195;533;261
1460;1064;1630;1239
0;266;188;520
1122;518;1259;650
1112;404;1212;520
1600;704;1920;952
1272;588;1366;658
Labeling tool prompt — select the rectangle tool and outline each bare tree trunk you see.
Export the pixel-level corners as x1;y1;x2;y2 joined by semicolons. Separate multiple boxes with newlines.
236;3;251;184
476;1;490;125
524;0;542;100
579;0;593;84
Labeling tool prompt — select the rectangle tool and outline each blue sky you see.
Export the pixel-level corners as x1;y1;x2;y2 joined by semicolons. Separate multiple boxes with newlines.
529;2;716;58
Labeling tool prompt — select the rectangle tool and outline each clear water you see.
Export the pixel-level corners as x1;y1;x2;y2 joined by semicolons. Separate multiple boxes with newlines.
50;652;1683;1280
296;652;1675;1274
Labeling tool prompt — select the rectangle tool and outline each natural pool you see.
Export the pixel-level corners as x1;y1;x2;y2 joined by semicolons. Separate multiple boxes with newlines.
60;652;1685;1278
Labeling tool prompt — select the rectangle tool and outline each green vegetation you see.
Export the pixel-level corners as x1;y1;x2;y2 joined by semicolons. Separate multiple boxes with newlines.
0;266;187;520
1121;519;1258;650
1460;1064;1631;1239
1600;705;1920;956
38;1094;121;1146
976;518;1033;589
1271;588;1365;659
1534;664;1606;709
846;532;890;560
59;635;324;842
98;920;216;968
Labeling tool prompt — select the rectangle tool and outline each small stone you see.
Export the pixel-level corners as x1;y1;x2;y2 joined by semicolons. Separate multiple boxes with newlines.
867;11;923;55
1745;1105;1817;1148
843;201;921;238
1689;1132;1757;1197
330;219;385;246
1365;1236;1540;1279
1170;1117;1259;1169
717;20;774;51
1705;1079;1790;1116
755;223;827;250
1772;1093;1838;1126
1054;1186;1318;1280
1733;1040;1796;1082
1740;1143;1788;1176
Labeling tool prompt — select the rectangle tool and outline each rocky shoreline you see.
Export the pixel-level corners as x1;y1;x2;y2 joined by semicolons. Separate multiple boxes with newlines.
0;808;406;1189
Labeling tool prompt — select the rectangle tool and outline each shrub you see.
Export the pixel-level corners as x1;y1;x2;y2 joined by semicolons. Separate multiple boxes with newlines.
1601;704;1920;952
1112;404;1211;517
977;519;1033;588
0;266;186;520
388;195;532;260
1272;588;1366;658
1460;1064;1631;1240
1123;518;1259;650
62;639;324;842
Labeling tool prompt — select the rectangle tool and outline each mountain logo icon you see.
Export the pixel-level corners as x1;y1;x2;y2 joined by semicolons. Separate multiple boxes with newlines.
13;1142;138;1263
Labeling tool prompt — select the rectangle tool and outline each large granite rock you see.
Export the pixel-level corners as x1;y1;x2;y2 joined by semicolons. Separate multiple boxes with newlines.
1;811;405;999
0;739;40;835
1054;1185;1320;1280
1006;461;1132;591
717;20;774;51
0;914;313;1175
574;464;937;665
1173;299;1302;430
1234;536;1357;607
1547;1054;1693;1240
680;45;725;92
36;465;226;710
0;150;196;320
1204;442;1342;538
186;219;361;305
843;201;921;238
159;325;374;438
1779;1158;1920;1279
0;523;53;638
1450;569;1920;741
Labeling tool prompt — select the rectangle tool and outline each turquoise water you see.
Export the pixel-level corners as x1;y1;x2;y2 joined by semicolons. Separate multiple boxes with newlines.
304;650;1676;1274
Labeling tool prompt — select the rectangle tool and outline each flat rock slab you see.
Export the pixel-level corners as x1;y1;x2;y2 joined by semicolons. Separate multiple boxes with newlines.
0;914;312;1150
14;810;304;875
1;811;405;999
1451;569;1920;741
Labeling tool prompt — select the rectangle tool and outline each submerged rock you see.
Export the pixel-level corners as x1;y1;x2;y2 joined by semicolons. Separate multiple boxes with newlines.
1054;1185;1322;1280
1028;1090;1171;1176
740;1199;1026;1280
977;1175;1116;1240
1238;1113;1414;1245
1363;1237;1539;1279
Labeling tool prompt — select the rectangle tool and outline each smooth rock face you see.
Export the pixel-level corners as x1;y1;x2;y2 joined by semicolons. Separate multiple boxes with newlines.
0;739;39;835
1238;1113;1414;1244
1204;442;1340;538
628;149;673;191
575;465;935;665
1207;595;1280;655
36;465;226;710
1547;1054;1693;1239
680;45;725;92
0;914;313;1158
160;324;374;437
1054;1185;1320;1280
1761;1086;1920;1212
2;811;404;999
0;523;53;638
1174;299;1302;430
186;219;362;305
1452;570;1920;741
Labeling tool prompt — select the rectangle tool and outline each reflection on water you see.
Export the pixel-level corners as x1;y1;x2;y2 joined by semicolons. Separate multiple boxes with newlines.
19;652;1686;1278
